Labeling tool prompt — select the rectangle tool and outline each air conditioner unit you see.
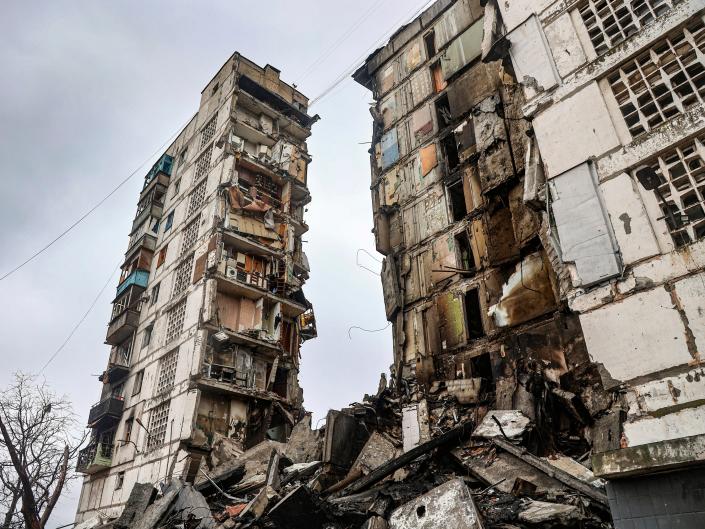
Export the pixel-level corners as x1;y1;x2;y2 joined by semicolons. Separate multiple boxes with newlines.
230;133;245;152
226;266;238;279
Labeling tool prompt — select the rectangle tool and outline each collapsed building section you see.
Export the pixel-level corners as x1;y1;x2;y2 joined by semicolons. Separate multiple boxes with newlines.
75;53;318;523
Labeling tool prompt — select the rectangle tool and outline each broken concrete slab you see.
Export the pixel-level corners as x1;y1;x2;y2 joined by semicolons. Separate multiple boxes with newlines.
170;483;216;528
74;516;106;529
113;482;156;529
473;410;530;440
267;485;325;529
132;479;182;529
388;478;482;529
351;431;399;476
284;414;323;464
518;500;580;524
363;516;389;529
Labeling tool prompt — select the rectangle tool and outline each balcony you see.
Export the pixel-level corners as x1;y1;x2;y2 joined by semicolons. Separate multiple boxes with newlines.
116;269;149;297
143;153;173;190
106;308;140;345
76;442;113;474
87;396;124;427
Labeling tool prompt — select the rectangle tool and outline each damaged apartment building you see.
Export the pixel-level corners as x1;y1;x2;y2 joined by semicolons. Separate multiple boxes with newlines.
355;0;705;526
74;53;318;523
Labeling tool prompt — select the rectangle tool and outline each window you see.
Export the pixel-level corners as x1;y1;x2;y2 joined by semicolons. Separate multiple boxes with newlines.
115;471;125;490
579;0;677;56
132;370;144;396
156;349;179;394
172;179;181;197
142;324;153;349
187;179;208;217
211;83;219;96
172;254;194;297
164;211;175;232
200;117;217;149
180;215;200;255
635;133;705;246
607;18;705;138
194;146;212;182
435;94;451;126
146;400;171;450
150;283;160;306
111;382;125;398
455;231;475;274
464;289;485;339
123;418;133;444
424;30;436;57
447;179;467;221
157;245;168;268
165;298;187;343
441;134;460;172
111;294;129;320
151;218;160;233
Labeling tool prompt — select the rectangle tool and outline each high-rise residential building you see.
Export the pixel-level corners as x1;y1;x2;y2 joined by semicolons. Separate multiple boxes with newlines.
75;53;318;523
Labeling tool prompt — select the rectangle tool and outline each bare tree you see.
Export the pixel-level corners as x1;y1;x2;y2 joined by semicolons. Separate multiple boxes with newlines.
0;373;85;529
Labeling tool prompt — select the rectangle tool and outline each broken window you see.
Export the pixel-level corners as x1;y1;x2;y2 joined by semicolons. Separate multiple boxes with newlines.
634;133;705;246
164;211;174;232
447;179;467;221
156;348;179;394
146;400;170;450
579;0;677;56
132;370;144;396
172;254;194;297
607;18;705;138
431;61;447;93
424;30;436;57
157;245;168;268
165;298;187;344
435;94;451;127
123;418;133;444
200;116;217;150
150;282;160;306
464;288;485;340
441;134;460;172
142;323;153;349
455;231;475;274
115;471;124;490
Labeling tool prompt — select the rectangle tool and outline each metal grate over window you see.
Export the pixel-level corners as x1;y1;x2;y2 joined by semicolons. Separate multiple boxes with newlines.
156;349;179;394
187;178;208;217
172;254;194;297
193;146;212;184
636;133;705;246
165;298;187;343
180;215;200;256
146;400;170;449
579;0;678;56
607;16;705;138
199;117;217;149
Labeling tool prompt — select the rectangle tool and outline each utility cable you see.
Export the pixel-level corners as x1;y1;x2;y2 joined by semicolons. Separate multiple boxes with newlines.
39;262;121;373
0;119;190;283
310;0;436;106
348;322;391;339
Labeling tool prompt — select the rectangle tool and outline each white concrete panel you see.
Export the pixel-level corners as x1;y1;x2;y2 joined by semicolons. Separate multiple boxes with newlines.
624;405;705;447
580;288;692;382
626;368;705;418
507;15;559;99
600;173;661;266
544;12;588;78
674;273;705;355
496;0;554;32
533;82;620;178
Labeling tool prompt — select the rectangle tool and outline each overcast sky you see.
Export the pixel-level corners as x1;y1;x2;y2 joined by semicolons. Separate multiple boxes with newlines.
0;1;432;525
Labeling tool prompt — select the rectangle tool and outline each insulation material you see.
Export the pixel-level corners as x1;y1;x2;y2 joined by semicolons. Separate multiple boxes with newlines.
216;293;260;332
400;39;424;77
549;162;621;286
509;181;540;247
229;213;279;242
462;164;483;213
454;118;476;162
431;233;458;284
409;68;434;107
377;63;396;96
437;291;466;350
381;128;400;170
403;186;450;246
402;308;425;363
447;61;500;119
441;18;484;80
412;105;434;140
485;202;520;265
488;252;556;328
420;144;438;176
380;92;401;129
381;256;402;320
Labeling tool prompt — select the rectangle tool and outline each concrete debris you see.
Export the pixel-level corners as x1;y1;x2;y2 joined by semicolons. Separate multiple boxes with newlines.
517;500;580;524
473;411;530;440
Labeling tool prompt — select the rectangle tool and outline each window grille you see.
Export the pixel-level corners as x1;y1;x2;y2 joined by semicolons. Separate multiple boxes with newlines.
146;400;170;449
156;349;179;394
635;133;705;246
187;179;208;217
165;298;187;343
200;117;217;149
194;146;212;183
579;0;678;55
180;215;200;255
607;17;705;138
172;254;194;297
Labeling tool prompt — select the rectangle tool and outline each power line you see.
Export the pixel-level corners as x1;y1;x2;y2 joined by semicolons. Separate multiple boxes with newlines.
294;0;389;85
39;262;121;373
0;119;189;283
310;0;436;106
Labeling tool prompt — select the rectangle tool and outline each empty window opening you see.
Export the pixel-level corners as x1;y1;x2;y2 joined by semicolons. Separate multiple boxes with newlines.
579;0;677;56
635;133;705;246
441;134;460;172
132;370;144;396
455;231;475;274
424;30;436;57
464;288;485;339
142;324;154;349
416;505;427;518
607;18;705;138
435;93;451;126
115;471;125;490
448;179;467;221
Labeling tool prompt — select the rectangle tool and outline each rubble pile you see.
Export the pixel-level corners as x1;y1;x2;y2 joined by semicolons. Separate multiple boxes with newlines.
92;372;614;529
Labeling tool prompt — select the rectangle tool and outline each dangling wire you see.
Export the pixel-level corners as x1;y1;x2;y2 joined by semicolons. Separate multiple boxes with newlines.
356;248;382;276
348;323;391;339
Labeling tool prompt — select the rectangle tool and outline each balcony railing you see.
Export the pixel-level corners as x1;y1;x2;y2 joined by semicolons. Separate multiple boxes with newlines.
143;153;174;189
87;396;124;427
76;442;113;474
116;269;149;297
106;308;140;345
